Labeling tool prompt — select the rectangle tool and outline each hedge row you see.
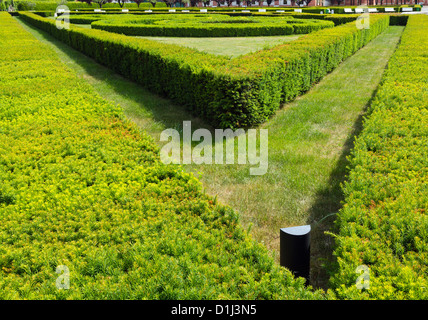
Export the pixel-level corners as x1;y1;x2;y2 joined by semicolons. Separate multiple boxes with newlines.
9;1;165;11
60;13;126;24
48;10;410;28
277;13;360;26
58;10;408;28
329;14;428;299
20;12;389;129
298;5;418;14
0;12;331;299
9;1;416;13
288;12;409;27
90;14;334;37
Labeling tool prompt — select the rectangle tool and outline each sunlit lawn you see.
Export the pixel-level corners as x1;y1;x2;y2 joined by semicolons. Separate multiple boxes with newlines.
18;17;403;288
137;35;302;57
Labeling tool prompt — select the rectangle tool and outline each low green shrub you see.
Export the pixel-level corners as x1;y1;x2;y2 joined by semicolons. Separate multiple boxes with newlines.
0;11;328;300
329;14;428;300
32;10;55;17
90;14;333;37
20;12;389;129
301;6;402;14
389;14;409;26
61;13;108;24
289;12;408;26
12;0;166;11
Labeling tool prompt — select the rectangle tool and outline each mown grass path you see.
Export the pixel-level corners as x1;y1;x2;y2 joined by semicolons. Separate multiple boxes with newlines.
16;17;403;289
136;35;303;58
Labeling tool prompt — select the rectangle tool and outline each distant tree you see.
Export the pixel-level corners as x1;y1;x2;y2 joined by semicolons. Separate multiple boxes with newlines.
117;0;128;7
163;0;175;6
148;0;158;6
134;0;146;7
201;0;210;6
225;0;233;6
92;0;112;8
216;0;225;6
235;0;241;6
266;0;273;5
190;0;200;6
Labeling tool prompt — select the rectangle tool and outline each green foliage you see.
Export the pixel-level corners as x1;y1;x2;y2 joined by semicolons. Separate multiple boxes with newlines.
388;14;409;26
299;6;402;14
90;14;333;37
12;0;166;11
20;12;388;129
10;3;417;13
329;15;428;300
0;12;330;300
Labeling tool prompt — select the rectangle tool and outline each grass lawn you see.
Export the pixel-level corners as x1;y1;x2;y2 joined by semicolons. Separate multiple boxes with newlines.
137;35;303;57
51;18;303;58
74;24;92;29
184;26;404;288
16;17;404;289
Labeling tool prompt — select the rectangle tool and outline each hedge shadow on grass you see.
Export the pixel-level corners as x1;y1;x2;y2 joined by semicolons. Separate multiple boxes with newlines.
307;86;381;290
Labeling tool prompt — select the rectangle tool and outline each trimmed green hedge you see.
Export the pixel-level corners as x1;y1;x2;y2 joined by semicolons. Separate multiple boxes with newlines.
284;13;408;27
281;13;360;26
0;11;329;300
329;14;428;299
89;14;333;37
7;2;415;13
8;2;415;15
299;6;402;14
20;12;389;129
11;1;166;11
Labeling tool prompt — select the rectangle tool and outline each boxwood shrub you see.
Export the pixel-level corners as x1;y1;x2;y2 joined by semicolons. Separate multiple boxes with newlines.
0;12;330;300
12;1;165;11
329;14;428;300
90;14;334;37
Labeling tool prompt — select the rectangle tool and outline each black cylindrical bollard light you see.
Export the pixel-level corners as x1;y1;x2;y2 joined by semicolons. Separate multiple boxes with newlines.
280;225;311;284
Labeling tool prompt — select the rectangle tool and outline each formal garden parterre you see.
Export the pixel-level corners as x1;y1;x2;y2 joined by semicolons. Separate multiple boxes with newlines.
0;4;427;301
0;11;333;299
20;11;389;129
88;14;334;37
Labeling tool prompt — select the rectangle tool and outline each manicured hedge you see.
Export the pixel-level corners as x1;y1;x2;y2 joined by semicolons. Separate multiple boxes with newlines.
388;14;409;26
41;11;409;28
90;14;334;37
279;13;360;26
8;2;414;13
20;12;389;129
299;6;402;14
329;14;428;299
286;13;408;27
0;12;330;300
59;13;112;24
11;1;165;11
